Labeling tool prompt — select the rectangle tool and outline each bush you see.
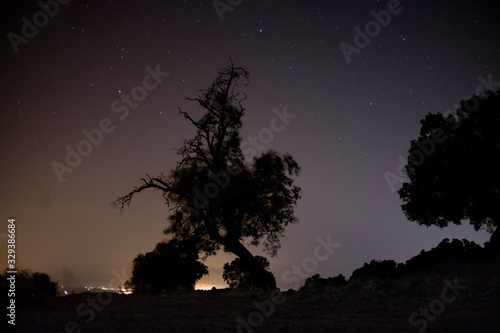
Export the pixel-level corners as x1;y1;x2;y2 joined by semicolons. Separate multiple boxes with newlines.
223;256;276;290
0;269;58;298
126;239;208;295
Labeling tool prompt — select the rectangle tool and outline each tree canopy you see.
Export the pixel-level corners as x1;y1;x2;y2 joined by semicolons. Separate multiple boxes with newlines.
398;90;500;251
114;62;301;289
125;239;208;294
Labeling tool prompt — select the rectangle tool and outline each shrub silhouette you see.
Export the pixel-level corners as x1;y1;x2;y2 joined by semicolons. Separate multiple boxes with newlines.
126;239;208;295
31;272;59;296
303;273;347;289
401;238;487;276
0;269;58;297
223;255;275;290
350;238;488;280
351;260;400;279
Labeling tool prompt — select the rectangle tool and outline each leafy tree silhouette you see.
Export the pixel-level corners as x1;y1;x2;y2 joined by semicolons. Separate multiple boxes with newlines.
398;90;500;253
114;61;301;290
223;255;275;290
125;239;208;295
1;269;58;297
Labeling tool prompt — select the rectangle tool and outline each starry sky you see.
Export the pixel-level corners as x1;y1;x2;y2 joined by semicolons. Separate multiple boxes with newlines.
1;0;499;290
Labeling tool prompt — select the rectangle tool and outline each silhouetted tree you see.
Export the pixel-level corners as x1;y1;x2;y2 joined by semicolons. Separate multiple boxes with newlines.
114;61;301;290
0;269;58;297
223;255;275;289
398;90;500;252
31;272;59;296
125;239;208;295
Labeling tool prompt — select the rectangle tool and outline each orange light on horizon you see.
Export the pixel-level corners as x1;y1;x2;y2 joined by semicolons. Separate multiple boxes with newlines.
195;283;217;290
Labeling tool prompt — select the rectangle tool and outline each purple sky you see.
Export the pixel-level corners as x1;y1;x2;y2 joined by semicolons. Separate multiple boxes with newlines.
1;0;498;290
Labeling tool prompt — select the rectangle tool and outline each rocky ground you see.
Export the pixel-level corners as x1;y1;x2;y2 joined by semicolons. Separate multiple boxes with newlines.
12;257;500;333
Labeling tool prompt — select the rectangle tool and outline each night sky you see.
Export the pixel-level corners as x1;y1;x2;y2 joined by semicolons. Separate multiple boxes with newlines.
1;0;499;290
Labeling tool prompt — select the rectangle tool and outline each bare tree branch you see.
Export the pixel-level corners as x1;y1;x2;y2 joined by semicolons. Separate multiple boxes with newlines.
112;174;171;212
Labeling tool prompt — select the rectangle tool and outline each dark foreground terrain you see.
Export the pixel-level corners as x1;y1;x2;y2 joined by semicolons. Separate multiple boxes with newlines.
13;257;500;333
